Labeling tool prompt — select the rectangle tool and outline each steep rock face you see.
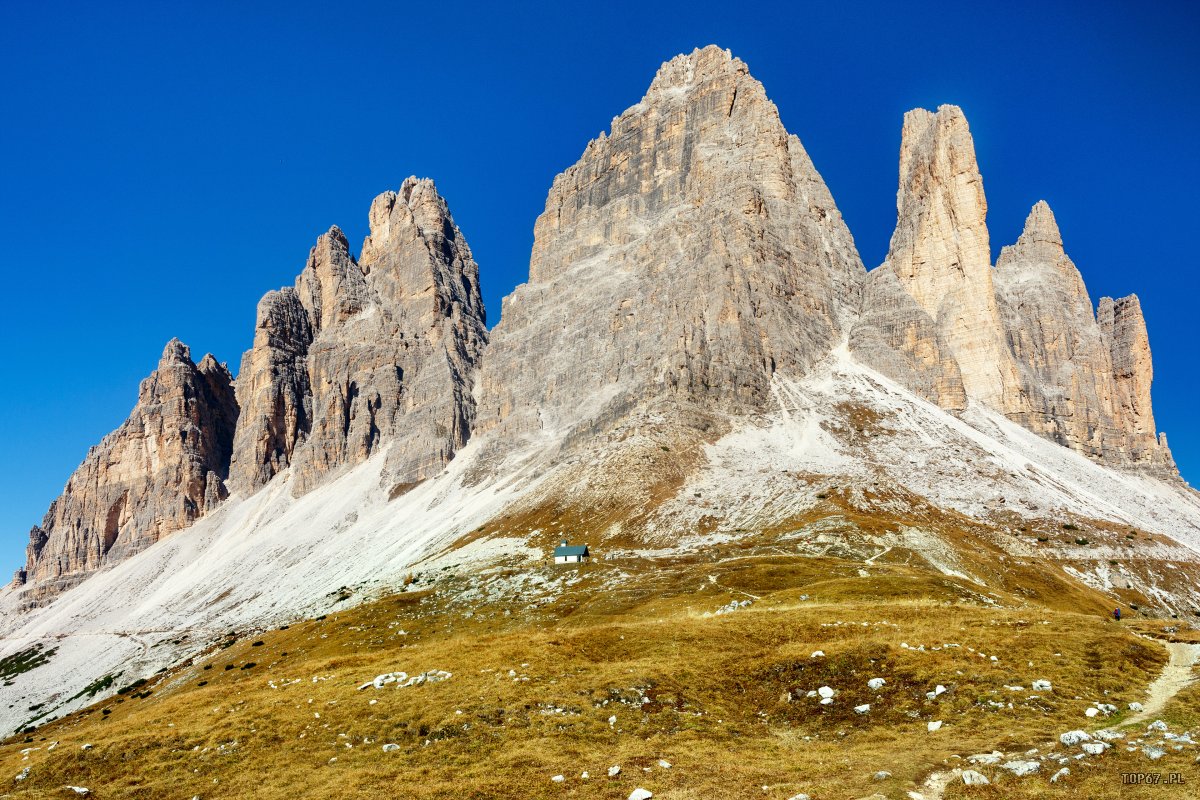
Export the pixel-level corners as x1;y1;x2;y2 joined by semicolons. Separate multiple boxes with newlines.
18;340;238;598
880;105;1023;412
994;202;1118;456
851;267;967;409
228;178;487;496
1098;294;1176;474
228;288;314;491
993;202;1175;474
477;46;865;456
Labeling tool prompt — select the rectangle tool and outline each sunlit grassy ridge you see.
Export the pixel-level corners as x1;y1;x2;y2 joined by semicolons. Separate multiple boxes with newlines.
1;546;1196;799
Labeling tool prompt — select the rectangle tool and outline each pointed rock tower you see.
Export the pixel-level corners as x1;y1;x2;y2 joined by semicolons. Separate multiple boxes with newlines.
228;177;487;496
879;105;1023;412
994;201;1176;474
476;46;865;456
18;340;238;600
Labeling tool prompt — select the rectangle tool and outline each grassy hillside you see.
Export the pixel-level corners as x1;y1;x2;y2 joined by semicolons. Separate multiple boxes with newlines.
1;546;1196;799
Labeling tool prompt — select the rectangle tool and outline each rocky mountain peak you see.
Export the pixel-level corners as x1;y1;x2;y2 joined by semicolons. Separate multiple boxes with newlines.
230;178;487;497
17;338;239;600
478;46;864;471
882;104;1023;411
1020;200;1063;247
159;337;192;365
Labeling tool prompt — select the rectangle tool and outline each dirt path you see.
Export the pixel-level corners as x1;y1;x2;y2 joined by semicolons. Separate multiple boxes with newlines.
1125;639;1200;725
917;635;1200;799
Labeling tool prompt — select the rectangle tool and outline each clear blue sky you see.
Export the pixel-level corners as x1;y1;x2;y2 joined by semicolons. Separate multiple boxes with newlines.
1;1;1197;574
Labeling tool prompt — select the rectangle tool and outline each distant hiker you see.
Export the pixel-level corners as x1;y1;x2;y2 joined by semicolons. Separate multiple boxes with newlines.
1114;607;1122;622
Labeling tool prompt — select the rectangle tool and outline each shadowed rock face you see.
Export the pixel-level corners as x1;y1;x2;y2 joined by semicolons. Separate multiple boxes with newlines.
851;267;967;410
476;45;865;457
18;340;238;600
228;177;487;496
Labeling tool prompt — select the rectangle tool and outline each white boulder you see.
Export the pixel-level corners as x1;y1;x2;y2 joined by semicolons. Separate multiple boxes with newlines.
1059;730;1091;747
1001;760;1040;776
961;770;989;785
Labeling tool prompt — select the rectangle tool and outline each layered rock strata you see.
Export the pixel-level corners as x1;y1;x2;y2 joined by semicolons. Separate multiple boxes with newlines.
476;46;865;457
17;340;238;597
228;177;487;495
876;105;1024;411
860;102;1176;476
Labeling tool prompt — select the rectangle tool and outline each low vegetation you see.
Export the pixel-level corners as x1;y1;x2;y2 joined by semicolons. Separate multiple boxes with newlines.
0;545;1196;798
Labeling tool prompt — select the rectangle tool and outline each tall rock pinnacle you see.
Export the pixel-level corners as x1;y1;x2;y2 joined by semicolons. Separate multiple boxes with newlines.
1098;294;1176;474
881;105;1023;411
477;45;865;454
228;177;487;496
995;201;1115;455
18;340;238;599
994;202;1175;474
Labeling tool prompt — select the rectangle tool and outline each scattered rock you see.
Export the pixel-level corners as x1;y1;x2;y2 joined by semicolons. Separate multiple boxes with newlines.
14;767;29;782
1001;760;1040;776
1143;745;1166;760
928;721;943;732
967;752;1002;765
1032;679;1052;691
811;651;825;658
628;789;653;800
818;686;835;699
868;678;886;691
381;743;400;752
65;789;90;797
873;771;892;781
1050;767;1070;783
608;765;621;777
1128;702;1144;712
1148;720;1168;733
551;775;565;783
855;704;871;715
1082;742;1109;756
657;759;671;769
961;770;989;786
1060;730;1091;747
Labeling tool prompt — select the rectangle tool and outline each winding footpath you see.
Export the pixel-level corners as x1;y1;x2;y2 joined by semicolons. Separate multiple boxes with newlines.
918;635;1200;799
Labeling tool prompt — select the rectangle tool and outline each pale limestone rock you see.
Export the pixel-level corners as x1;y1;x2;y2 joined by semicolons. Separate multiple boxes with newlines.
19;340;238;600
995;201;1120;457
228;288;313;490
228;177;487;497
1099;294;1176;475
995;202;1176;475
477;46;864;462
851;266;966;409
882;105;1023;412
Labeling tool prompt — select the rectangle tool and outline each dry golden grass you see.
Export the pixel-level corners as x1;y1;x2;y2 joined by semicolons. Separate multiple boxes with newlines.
1;550;1196;799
